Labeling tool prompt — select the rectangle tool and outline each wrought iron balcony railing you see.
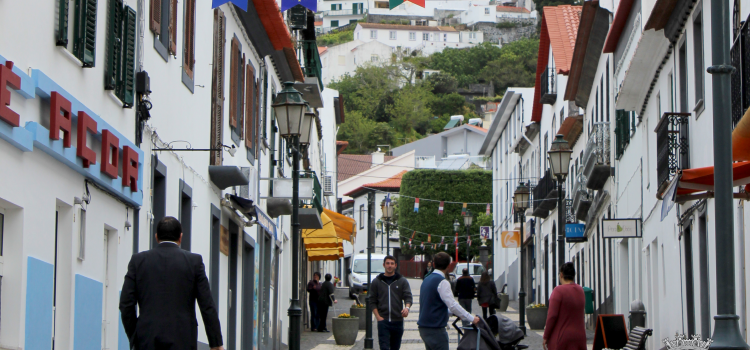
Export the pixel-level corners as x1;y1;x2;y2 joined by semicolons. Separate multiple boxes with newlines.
302;40;323;89
531;169;560;218
540;67;557;104
655;112;690;195
731;14;750;129
571;171;592;222
582;122;611;190
565;199;575;224
300;171;323;213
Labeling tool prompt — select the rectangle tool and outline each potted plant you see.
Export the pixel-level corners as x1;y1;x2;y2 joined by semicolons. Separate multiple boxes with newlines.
526;303;548;329
497;283;509;312
334;276;341;287
332;313;360;345
350;302;368;330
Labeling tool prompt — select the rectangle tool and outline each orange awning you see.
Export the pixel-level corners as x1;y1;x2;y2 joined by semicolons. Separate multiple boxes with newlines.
678;161;750;195
324;208;356;242
733;107;750;161
303;212;338;248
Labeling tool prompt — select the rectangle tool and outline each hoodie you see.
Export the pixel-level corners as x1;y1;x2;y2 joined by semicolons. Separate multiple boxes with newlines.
368;272;413;322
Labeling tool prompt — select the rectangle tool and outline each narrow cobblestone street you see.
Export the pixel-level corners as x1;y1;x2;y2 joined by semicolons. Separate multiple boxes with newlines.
298;278;594;350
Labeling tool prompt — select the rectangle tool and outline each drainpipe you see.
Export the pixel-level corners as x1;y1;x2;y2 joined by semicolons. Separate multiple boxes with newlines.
707;0;749;348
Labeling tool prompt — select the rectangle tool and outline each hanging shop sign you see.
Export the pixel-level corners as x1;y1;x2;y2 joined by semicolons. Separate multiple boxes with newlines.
0;55;143;206
565;223;586;243
500;231;520;248
601;219;641;239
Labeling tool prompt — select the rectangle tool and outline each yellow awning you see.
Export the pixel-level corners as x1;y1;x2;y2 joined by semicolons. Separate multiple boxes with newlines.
307;242;344;261
302;212;338;248
324;208;356;242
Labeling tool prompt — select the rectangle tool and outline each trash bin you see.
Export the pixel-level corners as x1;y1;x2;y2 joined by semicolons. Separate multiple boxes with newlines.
583;287;594;315
629;300;646;331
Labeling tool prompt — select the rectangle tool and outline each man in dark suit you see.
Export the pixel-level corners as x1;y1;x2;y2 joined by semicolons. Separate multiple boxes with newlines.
120;217;224;350
317;273;338;332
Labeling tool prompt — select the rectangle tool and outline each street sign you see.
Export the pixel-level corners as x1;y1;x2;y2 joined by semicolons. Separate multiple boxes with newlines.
500;231;520;248
602;219;641;238
565;223;586;243
480;226;490;239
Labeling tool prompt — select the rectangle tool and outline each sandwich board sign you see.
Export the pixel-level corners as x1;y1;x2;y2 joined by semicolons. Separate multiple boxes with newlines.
602;219;641;238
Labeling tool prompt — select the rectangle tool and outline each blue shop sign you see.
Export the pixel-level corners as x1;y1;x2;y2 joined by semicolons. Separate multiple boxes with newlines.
255;205;277;240
565;223;587;243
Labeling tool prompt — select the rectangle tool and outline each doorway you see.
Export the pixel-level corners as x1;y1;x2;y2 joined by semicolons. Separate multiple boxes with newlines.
241;234;256;350
684;224;696;335
699;214;710;339
102;228;118;349
227;221;240;350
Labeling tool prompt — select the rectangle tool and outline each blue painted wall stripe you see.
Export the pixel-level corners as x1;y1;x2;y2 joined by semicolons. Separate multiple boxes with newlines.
24;256;54;350
73;274;103;350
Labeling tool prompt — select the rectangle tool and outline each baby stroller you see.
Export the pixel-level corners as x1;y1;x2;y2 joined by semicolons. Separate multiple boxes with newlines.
453;316;502;350
484;314;528;350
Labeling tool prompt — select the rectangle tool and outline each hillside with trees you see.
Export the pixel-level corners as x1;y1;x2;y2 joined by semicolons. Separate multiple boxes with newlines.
331;38;539;154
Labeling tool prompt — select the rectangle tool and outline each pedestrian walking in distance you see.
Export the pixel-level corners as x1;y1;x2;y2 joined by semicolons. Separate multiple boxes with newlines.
423;261;433;279
418;252;480;350
307;272;322;331
455;267;476;327
543;262;587;350
369;255;413;350
317;273;337;332
119;217;223;350
477;271;498;319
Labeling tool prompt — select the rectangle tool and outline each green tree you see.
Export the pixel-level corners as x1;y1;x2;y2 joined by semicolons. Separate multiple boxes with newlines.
316;28;355;46
397;170;493;260
387;86;434;135
425;72;458;94
481;38;539;95
337;111;377;153
427;43;504;87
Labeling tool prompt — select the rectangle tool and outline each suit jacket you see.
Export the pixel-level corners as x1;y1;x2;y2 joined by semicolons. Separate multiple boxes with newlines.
119;242;223;349
317;281;337;306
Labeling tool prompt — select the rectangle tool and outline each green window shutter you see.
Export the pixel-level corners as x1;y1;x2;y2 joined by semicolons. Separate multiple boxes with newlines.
105;0;123;90
57;0;69;47
73;0;97;67
119;6;137;107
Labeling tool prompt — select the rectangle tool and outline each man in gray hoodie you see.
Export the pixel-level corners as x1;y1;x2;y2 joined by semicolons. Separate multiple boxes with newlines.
368;255;413;350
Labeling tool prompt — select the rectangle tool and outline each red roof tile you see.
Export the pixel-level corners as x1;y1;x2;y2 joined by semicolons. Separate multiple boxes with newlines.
358;23;458;32
496;5;530;13
344;170;408;197
337;154;396;182
318;46;328;55
251;0;304;82
466;124;488;132
314;21;323;26
531;5;582;123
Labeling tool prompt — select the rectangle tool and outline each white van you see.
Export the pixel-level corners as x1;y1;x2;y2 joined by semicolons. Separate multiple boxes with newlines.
347;253;386;299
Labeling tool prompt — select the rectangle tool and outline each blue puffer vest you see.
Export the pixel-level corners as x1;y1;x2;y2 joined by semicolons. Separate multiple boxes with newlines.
417;272;449;328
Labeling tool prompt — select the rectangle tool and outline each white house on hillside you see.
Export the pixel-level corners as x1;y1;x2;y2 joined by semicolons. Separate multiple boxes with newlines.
319;40;395;84
354;23;484;54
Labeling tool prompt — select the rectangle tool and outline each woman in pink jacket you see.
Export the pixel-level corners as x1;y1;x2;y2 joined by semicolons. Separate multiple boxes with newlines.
543;262;587;350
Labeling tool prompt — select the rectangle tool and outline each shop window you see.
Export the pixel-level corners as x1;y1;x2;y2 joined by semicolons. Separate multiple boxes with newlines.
56;0;98;67
104;0;136;106
150;0;178;61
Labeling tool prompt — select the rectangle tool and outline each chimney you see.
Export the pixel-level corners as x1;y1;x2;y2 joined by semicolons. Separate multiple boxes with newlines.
371;150;385;166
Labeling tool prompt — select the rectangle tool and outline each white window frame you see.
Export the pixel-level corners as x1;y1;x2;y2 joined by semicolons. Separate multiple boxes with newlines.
371;54;379;62
370;30;377;39
485;7;490;14
389;31;397;40
423;33;429;40
409;32;416;41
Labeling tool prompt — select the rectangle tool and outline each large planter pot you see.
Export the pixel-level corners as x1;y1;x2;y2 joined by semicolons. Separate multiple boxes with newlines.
497;294;509;312
332;317;360;345
526;307;548;330
350;307;368;330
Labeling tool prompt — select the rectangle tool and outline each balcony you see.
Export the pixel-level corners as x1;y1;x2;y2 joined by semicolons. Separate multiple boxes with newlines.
317;9;366;16
540;67;557;105
732;14;750;129
582;122;612;190
302;40;323;88
294;40;324;108
557;115;583;149
300;171;323;213
571;172;592;222
655;112;690;196
531;170;562;218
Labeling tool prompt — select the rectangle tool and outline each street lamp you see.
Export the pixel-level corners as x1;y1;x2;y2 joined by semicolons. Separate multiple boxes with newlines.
299;107;316;148
514;182;530;336
463;209;473;269
547;134;572;280
453;219;460;263
274;81;310;350
381;200;394;256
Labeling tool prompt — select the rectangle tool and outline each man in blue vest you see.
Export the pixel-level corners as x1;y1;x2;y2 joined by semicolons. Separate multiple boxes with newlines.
418;252;480;350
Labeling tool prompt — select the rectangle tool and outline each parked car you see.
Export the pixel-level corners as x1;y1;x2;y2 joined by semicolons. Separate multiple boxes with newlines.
449;263;485;292
347;253;386;299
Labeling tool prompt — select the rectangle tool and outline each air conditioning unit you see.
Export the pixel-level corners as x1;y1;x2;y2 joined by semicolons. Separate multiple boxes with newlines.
323;175;334;195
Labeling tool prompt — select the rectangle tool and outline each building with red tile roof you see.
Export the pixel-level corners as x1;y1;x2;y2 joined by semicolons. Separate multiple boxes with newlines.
344;170;408;197
496;5;531;13
337;154;396;181
531;5;582;123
